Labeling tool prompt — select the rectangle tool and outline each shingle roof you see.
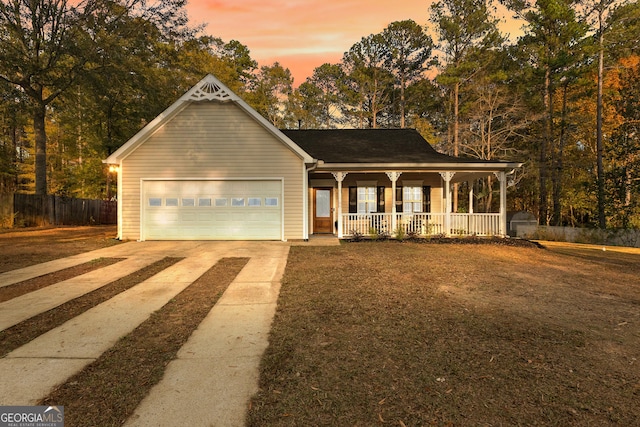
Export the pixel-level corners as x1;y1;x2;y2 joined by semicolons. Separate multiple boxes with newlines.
280;129;496;164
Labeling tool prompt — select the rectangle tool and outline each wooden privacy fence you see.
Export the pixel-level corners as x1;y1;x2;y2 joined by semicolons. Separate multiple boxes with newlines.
1;193;117;227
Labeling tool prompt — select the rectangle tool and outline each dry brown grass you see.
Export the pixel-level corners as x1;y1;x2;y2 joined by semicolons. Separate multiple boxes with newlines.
248;242;640;426
0;225;120;273
2;228;638;425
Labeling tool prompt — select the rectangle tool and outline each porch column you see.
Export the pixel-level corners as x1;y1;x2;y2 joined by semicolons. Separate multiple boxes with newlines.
332;172;347;238
494;171;507;236
468;183;474;214
386;171;402;234
440;172;455;236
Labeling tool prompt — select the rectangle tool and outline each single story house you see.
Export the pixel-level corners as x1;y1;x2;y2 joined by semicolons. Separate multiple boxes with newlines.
104;74;522;241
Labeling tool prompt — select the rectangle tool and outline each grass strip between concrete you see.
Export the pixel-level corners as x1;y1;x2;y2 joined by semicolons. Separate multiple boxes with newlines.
0;257;181;357
39;257;249;427
0;258;124;303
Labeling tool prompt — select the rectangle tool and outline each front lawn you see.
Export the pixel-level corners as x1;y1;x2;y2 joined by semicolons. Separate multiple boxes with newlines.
248;242;640;426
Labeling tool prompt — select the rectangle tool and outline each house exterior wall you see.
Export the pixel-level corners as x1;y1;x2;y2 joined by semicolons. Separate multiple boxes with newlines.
119;102;305;240
336;173;443;214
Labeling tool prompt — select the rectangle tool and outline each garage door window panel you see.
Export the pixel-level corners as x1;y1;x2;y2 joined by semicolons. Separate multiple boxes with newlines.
182;198;195;207
265;197;278;207
232;198;245;207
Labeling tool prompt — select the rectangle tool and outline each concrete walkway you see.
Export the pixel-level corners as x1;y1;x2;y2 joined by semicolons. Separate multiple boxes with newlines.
0;240;305;425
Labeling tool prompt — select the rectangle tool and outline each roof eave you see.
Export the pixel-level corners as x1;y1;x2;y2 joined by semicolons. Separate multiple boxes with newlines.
314;162;523;172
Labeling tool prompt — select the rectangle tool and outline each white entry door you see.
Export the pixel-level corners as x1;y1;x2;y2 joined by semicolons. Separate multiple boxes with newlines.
142;179;282;240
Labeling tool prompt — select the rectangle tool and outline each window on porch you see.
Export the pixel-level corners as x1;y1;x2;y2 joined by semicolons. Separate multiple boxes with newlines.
399;186;431;213
357;187;376;213
349;186;385;213
403;187;422;213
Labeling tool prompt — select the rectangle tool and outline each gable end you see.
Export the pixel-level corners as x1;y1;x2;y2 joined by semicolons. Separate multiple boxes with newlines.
104;74;314;164
188;80;236;102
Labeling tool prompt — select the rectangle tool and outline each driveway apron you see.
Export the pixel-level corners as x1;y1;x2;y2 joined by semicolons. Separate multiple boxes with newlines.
0;240;290;426
125;246;289;427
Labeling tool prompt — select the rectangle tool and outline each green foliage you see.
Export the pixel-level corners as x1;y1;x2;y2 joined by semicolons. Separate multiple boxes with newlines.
573;228;606;245
341;33;395;128
605;58;640;228
0;0;638;229
524;227;568;242
0;0;260;198
245;62;293;127
368;226;380;240
0;141;17;194
287;63;346;129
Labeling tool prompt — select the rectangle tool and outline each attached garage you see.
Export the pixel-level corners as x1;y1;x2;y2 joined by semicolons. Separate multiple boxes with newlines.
104;74;313;242
142;179;283;240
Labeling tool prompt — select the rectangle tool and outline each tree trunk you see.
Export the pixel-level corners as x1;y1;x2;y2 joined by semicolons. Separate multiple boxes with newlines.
34;100;47;195
596;10;606;229
453;81;459;212
539;66;551;225
400;73;406;128
485;175;493;213
12;116;18;190
552;83;569;226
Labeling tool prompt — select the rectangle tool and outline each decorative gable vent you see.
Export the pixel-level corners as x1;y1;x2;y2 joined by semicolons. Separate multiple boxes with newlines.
188;80;234;102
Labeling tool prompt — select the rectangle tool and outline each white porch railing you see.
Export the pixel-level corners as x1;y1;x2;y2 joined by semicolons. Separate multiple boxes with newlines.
449;213;501;236
341;213;500;237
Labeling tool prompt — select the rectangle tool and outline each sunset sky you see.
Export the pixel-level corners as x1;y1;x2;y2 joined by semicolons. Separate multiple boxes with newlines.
185;0;524;85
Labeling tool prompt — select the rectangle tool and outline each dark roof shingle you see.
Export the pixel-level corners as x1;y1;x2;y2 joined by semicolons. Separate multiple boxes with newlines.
280;129;475;164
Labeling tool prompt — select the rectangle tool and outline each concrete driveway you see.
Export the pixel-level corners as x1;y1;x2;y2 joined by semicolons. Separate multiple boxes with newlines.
0;239;326;426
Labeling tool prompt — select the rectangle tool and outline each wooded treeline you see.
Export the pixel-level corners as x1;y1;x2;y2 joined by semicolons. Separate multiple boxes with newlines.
1;0;639;229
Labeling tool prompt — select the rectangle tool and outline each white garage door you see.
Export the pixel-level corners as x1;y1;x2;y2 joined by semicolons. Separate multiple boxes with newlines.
142;179;282;240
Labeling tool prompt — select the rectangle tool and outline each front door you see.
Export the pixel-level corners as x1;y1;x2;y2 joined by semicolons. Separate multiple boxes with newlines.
314;188;333;234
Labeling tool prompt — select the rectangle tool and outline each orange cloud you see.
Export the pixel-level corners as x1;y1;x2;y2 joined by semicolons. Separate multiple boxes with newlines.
187;0;524;84
260;51;344;86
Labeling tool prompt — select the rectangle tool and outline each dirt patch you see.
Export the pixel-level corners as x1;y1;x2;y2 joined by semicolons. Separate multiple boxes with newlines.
0;258;123;303
248;243;640;426
40;257;249;427
0;226;120;273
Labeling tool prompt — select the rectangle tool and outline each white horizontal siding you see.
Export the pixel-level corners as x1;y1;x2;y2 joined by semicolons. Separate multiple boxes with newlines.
120;102;305;240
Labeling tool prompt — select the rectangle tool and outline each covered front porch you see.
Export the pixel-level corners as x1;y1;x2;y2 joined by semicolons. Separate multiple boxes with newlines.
284;128;521;241
326;170;511;239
